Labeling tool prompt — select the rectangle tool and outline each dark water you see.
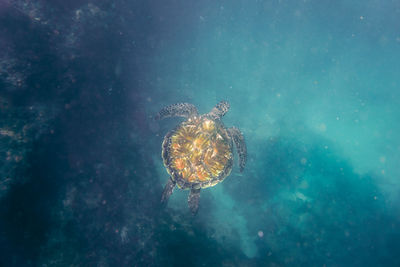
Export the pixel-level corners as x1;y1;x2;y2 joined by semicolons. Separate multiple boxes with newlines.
1;0;400;266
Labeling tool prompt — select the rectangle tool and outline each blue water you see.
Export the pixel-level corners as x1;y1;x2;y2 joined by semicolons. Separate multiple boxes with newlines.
1;0;400;266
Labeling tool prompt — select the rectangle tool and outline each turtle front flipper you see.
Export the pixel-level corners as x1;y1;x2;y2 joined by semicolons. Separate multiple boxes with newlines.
228;127;247;172
161;178;176;204
188;188;201;215
155;103;198;120
207;100;230;120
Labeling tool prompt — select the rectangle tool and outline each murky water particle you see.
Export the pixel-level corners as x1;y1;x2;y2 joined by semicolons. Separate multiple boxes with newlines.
258;231;264;238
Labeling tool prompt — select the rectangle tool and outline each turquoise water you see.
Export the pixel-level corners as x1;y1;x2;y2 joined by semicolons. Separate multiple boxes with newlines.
147;0;400;264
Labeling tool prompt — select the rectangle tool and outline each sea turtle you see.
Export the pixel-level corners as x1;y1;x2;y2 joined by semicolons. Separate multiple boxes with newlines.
155;101;247;214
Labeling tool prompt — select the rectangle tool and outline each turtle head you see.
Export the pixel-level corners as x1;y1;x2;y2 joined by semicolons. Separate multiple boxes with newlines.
208;100;230;119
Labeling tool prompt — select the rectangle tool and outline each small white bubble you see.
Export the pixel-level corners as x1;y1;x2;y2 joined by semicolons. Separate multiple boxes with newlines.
258;231;264;238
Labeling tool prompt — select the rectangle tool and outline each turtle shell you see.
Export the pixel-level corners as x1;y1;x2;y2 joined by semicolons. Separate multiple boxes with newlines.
162;116;233;189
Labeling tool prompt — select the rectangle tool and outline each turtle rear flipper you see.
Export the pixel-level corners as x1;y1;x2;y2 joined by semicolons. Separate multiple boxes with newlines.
155;103;198;120
228;127;247;172
188;188;201;215
161;178;176;204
